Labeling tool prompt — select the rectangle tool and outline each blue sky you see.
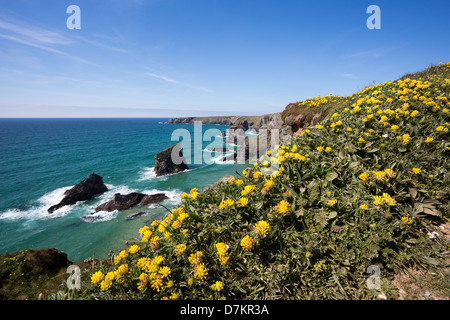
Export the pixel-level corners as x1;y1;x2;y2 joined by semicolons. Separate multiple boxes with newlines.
0;0;449;117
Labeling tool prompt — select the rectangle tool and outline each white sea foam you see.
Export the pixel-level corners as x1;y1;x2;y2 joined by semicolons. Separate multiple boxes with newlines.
99;184;137;200
138;167;157;181
0;186;75;221
0;184;138;222
81;210;119;223
141;188;182;206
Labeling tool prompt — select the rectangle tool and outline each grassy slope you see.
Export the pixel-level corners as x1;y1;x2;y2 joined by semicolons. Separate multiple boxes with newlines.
74;62;448;300
4;63;449;300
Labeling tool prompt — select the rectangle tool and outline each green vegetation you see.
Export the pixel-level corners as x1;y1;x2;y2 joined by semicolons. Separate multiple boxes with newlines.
0;249;69;299
73;62;448;300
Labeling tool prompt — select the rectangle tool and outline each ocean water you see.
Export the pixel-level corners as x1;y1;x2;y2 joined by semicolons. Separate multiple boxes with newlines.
0;118;248;262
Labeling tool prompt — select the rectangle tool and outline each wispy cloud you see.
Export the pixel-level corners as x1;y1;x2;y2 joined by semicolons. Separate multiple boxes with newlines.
0;15;98;65
0;33;97;66
342;73;358;79
0;19;72;45
145;72;179;83
347;48;389;60
144;72;214;93
74;35;128;54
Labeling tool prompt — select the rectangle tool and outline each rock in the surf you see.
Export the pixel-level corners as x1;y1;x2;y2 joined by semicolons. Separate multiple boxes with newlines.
93;192;168;213
48;173;108;213
93;192;145;212
140;193;169;206
153;143;189;177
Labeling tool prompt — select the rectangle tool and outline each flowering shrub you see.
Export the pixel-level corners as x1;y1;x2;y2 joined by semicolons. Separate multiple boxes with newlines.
80;63;449;300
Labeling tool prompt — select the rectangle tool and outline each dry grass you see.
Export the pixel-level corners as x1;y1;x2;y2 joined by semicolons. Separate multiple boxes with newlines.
393;221;450;300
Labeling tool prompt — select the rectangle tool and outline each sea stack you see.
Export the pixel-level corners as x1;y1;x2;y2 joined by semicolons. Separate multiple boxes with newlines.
92;192;169;213
154;143;189;177
48;173;108;213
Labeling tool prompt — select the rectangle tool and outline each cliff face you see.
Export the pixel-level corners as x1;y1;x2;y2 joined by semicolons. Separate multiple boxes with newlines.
167;116;241;125
168;114;293;144
250;112;292;144
167;116;261;127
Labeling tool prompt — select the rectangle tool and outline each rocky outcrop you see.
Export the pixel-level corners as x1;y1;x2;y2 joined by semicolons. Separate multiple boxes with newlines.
48;173;108;213
230;119;249;131
140;193;169;206
252;112;292;144
167;117;195;124
168;116;259;127
126;212;148;221
212;175;235;188
206;147;230;153
154;143;189;177
93;192;168;213
168;116;241;125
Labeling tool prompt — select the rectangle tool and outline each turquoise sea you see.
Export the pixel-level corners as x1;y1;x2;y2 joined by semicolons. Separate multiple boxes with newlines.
0;118;248;262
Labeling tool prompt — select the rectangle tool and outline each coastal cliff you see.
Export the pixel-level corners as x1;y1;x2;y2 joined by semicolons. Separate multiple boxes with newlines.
3;63;449;300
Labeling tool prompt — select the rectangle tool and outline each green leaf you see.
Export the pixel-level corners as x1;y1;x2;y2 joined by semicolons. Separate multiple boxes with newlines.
325;170;338;182
328;211;338;219
408;188;418;199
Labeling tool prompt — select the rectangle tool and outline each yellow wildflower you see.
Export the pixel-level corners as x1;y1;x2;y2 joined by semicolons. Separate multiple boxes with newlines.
151;219;159;228
241;185;256;196
158;266;171;278
237;197;249;207
212;281;224;292
373;196;384;207
401;217;412;225
101;272;115;291
137;273;148;291
215;243;230;265
359;172;370;184
412;168;421;174
275;200;291;216
253;220;270;238
151;274;164;292
240;235;256;252
384;168;396;178
401;134;411;145
188;251;203;265
128;245;140;255
175;243;187;256
138;225;150;235
91;271;104;284
372;170;388;182
219;199;234;210
194;263;208;281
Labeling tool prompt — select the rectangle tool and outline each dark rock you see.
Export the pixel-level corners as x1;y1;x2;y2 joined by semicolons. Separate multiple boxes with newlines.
94;192;146;212
230;120;249;131
93;192;169;213
126;212;148;221
48;173;108;213
154;143;189;177
140;193;169;206
207;147;229;153
167;117;194;124
1;248;71;274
